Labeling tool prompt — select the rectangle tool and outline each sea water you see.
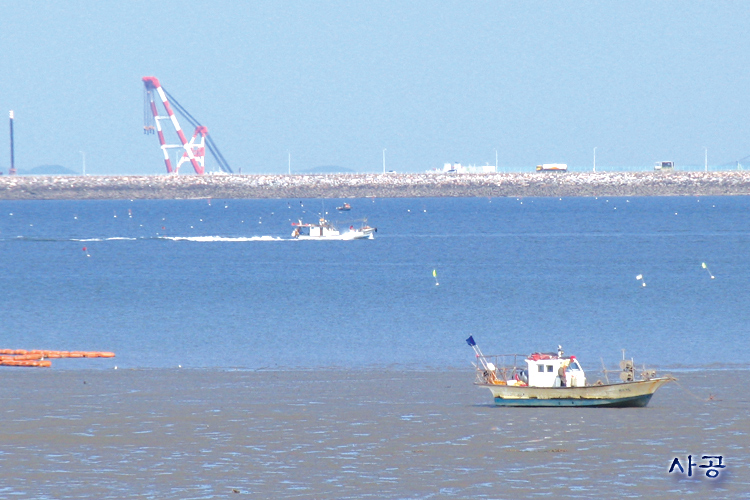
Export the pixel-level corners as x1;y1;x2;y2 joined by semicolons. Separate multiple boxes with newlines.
1;196;748;371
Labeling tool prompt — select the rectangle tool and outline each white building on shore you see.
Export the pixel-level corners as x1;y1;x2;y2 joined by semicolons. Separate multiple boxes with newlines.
435;162;497;174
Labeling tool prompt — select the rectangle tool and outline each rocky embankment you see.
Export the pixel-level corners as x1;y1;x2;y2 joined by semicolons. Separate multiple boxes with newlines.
1;171;750;200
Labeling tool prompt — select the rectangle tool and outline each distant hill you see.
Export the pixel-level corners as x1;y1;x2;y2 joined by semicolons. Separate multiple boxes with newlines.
16;165;79;176
302;165;356;174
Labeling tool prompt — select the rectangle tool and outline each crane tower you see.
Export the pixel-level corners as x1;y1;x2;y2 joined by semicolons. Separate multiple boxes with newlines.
142;77;232;175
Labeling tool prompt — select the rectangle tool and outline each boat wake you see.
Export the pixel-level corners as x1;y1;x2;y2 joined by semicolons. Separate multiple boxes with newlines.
5;235;286;243
157;235;284;242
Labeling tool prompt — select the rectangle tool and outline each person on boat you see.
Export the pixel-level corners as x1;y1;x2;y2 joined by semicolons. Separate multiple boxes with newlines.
558;362;567;387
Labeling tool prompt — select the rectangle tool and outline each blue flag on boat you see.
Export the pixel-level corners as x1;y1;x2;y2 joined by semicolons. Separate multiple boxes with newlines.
466;335;476;347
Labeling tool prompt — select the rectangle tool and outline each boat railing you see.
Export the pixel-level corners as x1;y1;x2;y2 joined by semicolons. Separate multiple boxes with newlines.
474;354;527;385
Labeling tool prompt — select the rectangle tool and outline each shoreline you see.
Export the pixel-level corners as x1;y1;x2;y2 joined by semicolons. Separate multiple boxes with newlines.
2;171;750;200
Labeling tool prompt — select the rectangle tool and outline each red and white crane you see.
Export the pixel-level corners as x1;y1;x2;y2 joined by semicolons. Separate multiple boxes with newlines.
142;76;232;175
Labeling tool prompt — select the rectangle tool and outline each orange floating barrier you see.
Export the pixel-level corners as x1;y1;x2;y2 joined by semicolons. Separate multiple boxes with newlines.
0;359;52;368
11;354;44;361
0;349;115;367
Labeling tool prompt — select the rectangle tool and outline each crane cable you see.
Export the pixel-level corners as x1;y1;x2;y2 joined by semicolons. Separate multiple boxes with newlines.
163;88;234;173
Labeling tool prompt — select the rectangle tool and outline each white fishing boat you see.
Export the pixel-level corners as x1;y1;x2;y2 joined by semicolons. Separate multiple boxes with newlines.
467;336;673;407
291;218;376;240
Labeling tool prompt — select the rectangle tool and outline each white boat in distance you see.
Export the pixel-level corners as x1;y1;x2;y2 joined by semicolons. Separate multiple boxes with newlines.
467;336;673;407
291;217;376;240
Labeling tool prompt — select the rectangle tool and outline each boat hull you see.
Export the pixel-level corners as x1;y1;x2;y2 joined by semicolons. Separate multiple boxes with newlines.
343;228;375;240
478;377;672;408
297;230;373;240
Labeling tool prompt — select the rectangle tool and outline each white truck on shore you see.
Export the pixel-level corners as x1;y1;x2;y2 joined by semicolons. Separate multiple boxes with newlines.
654;161;674;171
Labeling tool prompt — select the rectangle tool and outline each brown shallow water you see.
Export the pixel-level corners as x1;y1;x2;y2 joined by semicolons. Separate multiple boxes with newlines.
0;368;747;499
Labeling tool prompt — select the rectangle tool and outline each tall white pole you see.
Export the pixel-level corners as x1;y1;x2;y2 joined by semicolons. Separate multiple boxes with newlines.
382;148;386;174
593;147;597;172
79;151;86;176
9;111;16;176
704;147;707;172
288;151;291;175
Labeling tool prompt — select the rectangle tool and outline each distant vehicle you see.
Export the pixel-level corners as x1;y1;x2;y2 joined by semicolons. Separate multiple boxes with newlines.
654;161;674;171
441;162;496;174
536;164;568;172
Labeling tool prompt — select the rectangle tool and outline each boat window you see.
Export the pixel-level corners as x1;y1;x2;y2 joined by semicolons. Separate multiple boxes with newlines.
546;365;554;372
569;361;581;371
537;365;544;373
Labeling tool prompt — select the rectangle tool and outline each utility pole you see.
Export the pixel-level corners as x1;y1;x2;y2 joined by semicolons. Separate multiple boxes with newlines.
593;147;597;172
9;111;16;175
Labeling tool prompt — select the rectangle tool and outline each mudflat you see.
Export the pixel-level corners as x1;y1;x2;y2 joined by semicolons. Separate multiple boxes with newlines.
1;368;747;499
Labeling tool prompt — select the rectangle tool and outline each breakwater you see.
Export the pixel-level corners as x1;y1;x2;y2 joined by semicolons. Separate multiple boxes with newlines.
2;171;750;200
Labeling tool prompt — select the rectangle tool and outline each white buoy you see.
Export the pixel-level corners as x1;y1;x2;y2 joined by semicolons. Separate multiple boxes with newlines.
702;262;715;279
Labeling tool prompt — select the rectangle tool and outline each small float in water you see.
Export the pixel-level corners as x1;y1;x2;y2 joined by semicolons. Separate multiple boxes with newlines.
291;218;376;240
467;336;673;407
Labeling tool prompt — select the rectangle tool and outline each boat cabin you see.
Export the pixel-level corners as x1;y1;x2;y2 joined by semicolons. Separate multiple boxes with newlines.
524;353;586;387
291;218;340;238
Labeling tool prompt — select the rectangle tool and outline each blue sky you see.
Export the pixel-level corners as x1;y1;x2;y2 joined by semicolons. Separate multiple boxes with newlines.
1;1;749;175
